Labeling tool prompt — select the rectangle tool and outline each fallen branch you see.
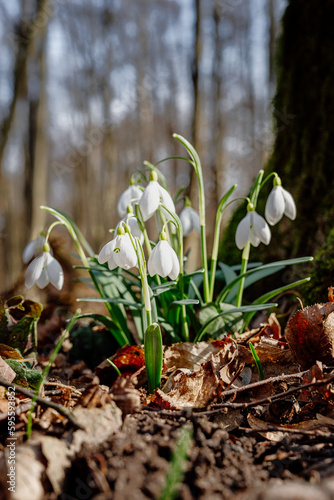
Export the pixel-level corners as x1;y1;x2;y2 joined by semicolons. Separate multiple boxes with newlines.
142;373;334;417
0;376;85;430
217;368;310;399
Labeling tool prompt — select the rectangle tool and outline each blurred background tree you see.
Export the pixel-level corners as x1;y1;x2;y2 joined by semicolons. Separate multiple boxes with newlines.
220;0;334;304
0;0;286;297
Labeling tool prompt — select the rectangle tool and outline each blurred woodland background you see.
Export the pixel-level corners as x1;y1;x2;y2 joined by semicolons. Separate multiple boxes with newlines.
0;0;285;293
1;0;333;305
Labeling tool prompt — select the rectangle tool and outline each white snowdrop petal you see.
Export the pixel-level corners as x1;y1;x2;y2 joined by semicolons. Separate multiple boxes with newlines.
117;186;142;218
249;231;261;247
46;254;64;290
25;254;45;289
147;251;157;277
139;181;160;221
191;208;201;233
158;185;175;213
265;186;285;226
148;241;173;278
117;186;133;218
179;207;193;237
282;188;297;220
252;211;271;245
107;256;118;270
23;238;40;264
168;247;180;280
36;269;50;289
235;213;251;250
127;215;144;243
115;234;137;269
98;239;116;264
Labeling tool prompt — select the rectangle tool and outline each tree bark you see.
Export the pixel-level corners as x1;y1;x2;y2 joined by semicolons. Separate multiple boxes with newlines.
220;0;334;304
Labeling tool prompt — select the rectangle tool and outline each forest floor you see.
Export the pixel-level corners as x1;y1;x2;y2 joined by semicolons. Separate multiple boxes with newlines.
1;309;334;500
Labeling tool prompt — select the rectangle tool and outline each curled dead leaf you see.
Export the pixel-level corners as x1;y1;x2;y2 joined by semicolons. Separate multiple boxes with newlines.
95;345;145;386
285;302;334;369
110;376;141;415
149;338;241;409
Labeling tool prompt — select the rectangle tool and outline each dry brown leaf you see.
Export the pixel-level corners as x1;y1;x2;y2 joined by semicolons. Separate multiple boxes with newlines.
0;402;123;499
77;383;112;408
150;338;240;409
110;376;141;415
0;443;46;500
316;413;334;428
238;343;293;366
0;355;16;383
95;345;145;386
164;338;235;371
285;302;334;368
36;407;65;430
212;409;244;431
247;413;287;442
248;411;333;442
69;403;122;453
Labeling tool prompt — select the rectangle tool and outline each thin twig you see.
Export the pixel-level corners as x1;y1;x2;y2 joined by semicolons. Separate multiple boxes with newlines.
237;426;334;440
199;373;334;415
0;376;84;430
217;369;309;399
142;374;334;418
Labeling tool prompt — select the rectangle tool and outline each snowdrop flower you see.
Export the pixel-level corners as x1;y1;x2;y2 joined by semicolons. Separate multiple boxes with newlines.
179;204;200;237
139;171;175;221
98;226;138;271
265;180;296;226
235;205;271;250
117;211;144;245
22;234;46;263
148;232;180;280
25;247;64;290
117;182;143;218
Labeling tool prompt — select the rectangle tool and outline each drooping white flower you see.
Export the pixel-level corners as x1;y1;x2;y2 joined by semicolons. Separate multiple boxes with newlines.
117;184;143;218
148;236;180;280
265;185;296;226
98;228;138;271
179;206;200;236
25;251;64;290
139;171;175;221
117;213;144;244
235;209;271;250
22;235;46;263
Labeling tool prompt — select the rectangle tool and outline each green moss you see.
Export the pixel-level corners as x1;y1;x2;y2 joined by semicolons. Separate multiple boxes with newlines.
5;359;43;389
303;227;334;304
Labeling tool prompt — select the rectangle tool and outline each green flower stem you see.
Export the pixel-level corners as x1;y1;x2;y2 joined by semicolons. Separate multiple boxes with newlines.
41;206;126;330
135;205;152;257
235;170;265;308
107;359;122;377
208;185;237;302
41;206;90;267
130;232;152;327
235;241;250;308
27;311;80;438
173;134;210;303
260;171;279;190
249;342;264;380
161;205;189;342
250;170;264;206
44;221;64;244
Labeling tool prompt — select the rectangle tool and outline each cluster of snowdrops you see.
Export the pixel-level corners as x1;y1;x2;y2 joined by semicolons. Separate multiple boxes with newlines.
22;135;311;392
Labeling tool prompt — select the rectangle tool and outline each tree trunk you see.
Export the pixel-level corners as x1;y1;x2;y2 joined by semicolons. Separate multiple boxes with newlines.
28;15;49;240
220;0;334;304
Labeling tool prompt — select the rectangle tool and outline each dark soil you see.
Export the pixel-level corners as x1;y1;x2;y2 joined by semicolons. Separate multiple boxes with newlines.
62;410;334;500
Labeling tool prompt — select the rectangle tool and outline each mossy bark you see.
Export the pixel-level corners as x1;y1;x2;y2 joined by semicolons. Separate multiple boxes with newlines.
220;0;334;304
